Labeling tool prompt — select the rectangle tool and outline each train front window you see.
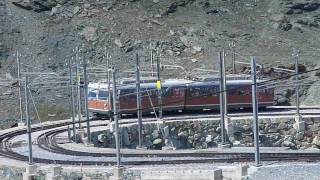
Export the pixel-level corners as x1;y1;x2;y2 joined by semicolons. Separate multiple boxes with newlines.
88;90;98;100
98;90;108;100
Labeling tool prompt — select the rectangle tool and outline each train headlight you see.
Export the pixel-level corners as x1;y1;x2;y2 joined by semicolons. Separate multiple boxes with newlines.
104;103;107;109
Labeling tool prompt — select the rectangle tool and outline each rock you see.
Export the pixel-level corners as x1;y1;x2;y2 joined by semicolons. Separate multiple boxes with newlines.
191;58;198;63
97;134;106;143
151;130;159;139
278;122;288;130
205;135;212;143
122;129;130;146
80;26;97;42
73;6;80;15
125;46;134;53
169;30;175;36
153;138;162;145
270;14;286;23
114;39;124;48
279;22;292;31
163;126;170;138
289;2;320;12
178;131;188;137
288;128;297;135
312;136;320;147
282;140;296;148
83;3;91;9
191;46;202;54
50;6;59;16
179;36;191;47
308;124;319;132
12;0;33;11
296;132;304;141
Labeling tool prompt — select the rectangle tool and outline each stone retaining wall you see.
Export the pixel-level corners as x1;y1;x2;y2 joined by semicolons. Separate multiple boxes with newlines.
92;116;320;150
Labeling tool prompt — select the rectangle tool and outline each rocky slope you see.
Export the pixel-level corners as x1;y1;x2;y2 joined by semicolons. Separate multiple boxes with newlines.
1;0;320;126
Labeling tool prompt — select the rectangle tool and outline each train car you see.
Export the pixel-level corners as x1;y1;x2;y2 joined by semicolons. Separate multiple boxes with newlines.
87;78;274;117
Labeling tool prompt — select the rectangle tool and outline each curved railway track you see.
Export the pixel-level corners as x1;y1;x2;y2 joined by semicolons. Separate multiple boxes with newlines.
1;107;320;165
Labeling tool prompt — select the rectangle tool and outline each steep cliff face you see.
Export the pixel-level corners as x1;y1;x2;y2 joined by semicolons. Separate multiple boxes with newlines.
0;0;320;126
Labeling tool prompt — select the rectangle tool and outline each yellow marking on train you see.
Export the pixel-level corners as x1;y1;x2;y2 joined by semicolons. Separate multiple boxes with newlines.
156;80;161;89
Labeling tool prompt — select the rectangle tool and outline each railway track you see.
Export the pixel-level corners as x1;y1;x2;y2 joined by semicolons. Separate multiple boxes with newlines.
1;107;320;165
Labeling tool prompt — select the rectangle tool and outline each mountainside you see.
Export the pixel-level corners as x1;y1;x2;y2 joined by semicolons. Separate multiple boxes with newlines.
1;0;320;127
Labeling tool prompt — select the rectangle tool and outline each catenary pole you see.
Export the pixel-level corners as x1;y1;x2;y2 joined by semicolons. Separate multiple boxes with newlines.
112;69;121;168
156;51;163;120
222;49;228;117
219;51;226;144
17;50;24;125
251;56;260;166
24;76;33;164
106;52;113;121
294;49;300;116
151;50;155;77
136;54;143;148
69;58;76;142
76;47;82;128
231;41;236;74
83;62;91;143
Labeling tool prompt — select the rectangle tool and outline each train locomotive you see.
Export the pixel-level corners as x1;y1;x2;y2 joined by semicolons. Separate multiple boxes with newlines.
88;77;274;117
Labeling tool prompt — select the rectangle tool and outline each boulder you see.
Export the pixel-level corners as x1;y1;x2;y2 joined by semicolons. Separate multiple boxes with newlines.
277;122;288;130
153;138;162;145
114;39;124;48
312;136;320;147
151;130;159;139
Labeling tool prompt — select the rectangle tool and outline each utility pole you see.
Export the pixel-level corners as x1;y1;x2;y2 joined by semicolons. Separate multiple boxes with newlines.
24;76;33;164
251;56;260;166
136;54;143;148
76;47;82;128
83;62;91;143
219;51;226;145
156;50;163;120
17;50;24;125
69;58;76;142
112;69;121;168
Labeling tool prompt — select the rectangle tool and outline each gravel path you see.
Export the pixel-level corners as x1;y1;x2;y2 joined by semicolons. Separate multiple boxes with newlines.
248;164;320;180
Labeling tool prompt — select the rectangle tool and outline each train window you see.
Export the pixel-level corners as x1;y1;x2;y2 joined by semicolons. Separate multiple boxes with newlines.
88;90;98;100
239;90;246;96
98;90;108;100
164;87;184;97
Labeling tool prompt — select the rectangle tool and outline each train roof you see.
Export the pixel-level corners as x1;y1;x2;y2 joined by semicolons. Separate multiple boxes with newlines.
89;78;270;90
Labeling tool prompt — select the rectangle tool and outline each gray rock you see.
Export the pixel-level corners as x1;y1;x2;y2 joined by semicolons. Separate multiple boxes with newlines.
73;6;80;15
122;129;130;146
179;36;191;47
80;26;97;42
312;136;320;147
114;39;124;48
153;138;162;145
163;126;170;138
278;122;288;130
151;130;159;139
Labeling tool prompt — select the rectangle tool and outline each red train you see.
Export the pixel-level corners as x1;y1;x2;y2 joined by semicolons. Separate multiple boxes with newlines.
88;78;274;117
